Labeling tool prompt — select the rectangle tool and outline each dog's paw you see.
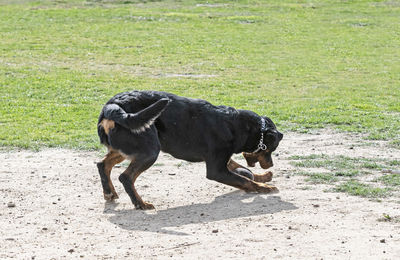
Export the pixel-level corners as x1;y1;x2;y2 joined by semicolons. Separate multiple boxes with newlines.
254;171;273;183
136;202;155;210
256;183;279;194
104;193;119;201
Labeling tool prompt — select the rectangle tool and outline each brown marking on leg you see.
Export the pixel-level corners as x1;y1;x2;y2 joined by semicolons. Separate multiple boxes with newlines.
207;160;278;194
99;150;125;200
227;159;255;180
99;119;115;135
227;158;245;171
240;181;279;193
228;159;273;182
253;171;273;183
130;162;155;210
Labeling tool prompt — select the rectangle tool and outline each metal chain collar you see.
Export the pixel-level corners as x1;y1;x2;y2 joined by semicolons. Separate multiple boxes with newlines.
252;118;268;153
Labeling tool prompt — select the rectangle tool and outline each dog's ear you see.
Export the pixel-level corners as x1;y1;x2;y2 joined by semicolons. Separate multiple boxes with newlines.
261;117;276;133
264;128;284;144
264;128;283;142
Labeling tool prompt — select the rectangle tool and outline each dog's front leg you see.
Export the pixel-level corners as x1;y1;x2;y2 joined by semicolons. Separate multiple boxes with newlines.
207;159;278;193
227;159;273;183
252;171;273;183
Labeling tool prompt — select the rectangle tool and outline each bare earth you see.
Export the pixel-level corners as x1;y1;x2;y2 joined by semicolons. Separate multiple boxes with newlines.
1;130;400;259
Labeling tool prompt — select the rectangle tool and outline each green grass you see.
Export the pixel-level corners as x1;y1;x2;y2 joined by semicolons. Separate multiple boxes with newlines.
376;174;400;187
334;170;361;177
291;154;399;198
390;140;400;149
305;173;338;184
295;170;339;184
1;0;400;149
377;213;400;223
333;180;391;198
388;160;400;167
289;154;386;171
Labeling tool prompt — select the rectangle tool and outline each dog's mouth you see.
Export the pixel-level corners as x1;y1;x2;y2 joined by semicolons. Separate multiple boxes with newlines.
259;159;273;169
243;152;273;169
246;160;272;169
247;162;256;167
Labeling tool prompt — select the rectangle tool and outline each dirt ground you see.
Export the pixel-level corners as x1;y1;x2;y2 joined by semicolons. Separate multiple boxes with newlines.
1;130;400;259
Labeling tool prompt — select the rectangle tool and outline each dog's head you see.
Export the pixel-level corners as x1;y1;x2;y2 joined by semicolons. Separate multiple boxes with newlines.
243;117;283;169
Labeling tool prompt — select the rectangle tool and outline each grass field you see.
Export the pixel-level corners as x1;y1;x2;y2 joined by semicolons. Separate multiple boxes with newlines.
1;0;399;150
291;154;399;198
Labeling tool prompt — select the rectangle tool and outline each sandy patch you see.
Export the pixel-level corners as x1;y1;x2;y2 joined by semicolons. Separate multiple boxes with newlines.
1;130;399;259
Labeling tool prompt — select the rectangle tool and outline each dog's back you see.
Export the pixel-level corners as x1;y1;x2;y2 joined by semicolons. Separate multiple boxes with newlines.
98;90;240;160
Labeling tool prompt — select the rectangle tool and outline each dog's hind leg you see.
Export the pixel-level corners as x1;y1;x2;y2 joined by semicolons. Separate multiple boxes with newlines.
119;153;159;210
97;150;125;201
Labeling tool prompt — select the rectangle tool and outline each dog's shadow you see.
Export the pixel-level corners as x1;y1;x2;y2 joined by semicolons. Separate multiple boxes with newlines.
104;191;297;235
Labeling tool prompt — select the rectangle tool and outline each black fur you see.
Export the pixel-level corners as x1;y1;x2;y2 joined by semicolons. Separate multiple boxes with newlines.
96;162;112;195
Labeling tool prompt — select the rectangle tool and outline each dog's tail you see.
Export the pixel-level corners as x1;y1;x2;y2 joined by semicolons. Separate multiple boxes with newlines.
98;98;170;144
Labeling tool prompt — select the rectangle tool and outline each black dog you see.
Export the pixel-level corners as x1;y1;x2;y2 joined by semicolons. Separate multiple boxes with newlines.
97;90;283;209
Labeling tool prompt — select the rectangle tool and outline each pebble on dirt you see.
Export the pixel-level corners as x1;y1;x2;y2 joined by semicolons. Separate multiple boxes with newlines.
7;202;15;208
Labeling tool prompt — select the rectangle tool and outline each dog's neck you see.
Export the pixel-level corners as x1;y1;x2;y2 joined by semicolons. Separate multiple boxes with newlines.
252;117;268;153
235;111;268;154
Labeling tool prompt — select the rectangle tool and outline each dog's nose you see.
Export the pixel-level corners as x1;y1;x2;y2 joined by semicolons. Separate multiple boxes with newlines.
278;132;283;141
260;161;273;169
